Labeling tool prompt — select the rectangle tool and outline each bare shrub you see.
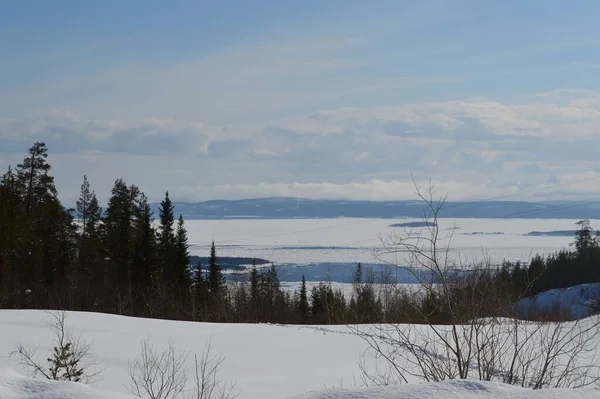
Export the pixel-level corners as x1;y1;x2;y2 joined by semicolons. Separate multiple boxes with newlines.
11;310;102;384
128;337;238;399
189;337;238;399
128;338;188;399
351;178;600;389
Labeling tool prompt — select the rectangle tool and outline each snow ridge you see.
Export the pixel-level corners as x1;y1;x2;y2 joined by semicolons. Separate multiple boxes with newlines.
291;379;600;399
0;368;134;399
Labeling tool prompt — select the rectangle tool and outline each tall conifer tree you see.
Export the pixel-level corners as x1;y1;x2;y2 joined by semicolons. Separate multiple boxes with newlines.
158;191;175;283
208;241;224;293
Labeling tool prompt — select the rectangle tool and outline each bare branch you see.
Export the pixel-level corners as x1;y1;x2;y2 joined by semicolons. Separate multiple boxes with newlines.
10;311;102;384
352;180;600;390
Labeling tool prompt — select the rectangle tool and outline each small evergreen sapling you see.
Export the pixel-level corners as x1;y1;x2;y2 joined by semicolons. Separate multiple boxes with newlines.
11;311;101;384
48;341;84;382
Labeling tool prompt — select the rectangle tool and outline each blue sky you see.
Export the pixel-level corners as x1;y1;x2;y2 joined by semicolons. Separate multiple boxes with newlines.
2;0;600;204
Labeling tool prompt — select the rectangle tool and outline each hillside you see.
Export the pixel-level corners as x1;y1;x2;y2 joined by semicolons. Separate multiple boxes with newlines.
0;310;369;399
151;198;600;220
514;282;600;319
292;379;600;399
0;369;134;399
2;369;599;399
1;310;600;398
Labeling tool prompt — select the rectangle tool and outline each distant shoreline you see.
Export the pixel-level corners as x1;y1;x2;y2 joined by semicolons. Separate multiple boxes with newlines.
147;198;600;220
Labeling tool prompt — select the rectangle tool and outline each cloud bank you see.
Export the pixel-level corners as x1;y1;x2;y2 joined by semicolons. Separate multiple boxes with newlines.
2;91;600;205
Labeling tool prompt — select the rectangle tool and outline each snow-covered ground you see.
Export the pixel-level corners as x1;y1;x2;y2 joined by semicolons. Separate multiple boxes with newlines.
0;310;370;399
292;379;600;399
514;283;600;319
2;369;599;399
2;368;599;399
1;310;600;398
0;368;134;399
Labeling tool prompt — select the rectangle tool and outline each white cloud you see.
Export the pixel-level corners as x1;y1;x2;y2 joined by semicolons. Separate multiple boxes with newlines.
180;179;520;202
273;97;600;140
0;111;216;155
3;90;600;204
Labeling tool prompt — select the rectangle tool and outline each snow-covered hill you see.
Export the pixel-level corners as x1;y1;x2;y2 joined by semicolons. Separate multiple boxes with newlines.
1;310;599;398
0;310;368;399
514;282;600;319
0;368;134;399
291;379;600;399
2;368;599;399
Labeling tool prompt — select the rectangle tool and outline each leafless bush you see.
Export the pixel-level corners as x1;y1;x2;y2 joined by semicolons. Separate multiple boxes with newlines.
11;310;101;384
351;178;600;389
128;337;238;399
189;337;238;399
128;338;188;399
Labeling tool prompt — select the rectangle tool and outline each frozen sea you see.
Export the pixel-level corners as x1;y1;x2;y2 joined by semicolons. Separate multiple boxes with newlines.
185;218;598;284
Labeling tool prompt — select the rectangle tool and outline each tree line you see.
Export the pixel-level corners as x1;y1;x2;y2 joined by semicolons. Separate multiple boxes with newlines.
2;142;599;325
0;142;388;324
495;219;600;303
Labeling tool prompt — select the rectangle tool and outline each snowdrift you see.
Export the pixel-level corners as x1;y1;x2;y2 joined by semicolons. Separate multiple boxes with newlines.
0;310;370;399
0;368;134;399
2;369;598;399
1;310;600;398
292;379;600;399
514;282;600;319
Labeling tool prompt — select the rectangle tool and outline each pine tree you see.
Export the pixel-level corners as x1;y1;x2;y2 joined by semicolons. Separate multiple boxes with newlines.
48;342;84;382
158;191;176;283
76;175;92;241
76;175;102;280
16;142;57;214
82;191;102;302
103;179;138;287
575;219;595;254
15;142;74;305
208;241;224;294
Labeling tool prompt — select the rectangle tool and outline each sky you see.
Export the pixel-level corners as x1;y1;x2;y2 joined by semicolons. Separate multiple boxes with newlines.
2;0;600;205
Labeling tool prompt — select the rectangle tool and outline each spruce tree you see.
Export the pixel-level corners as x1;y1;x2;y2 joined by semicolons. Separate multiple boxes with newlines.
0;167;19;305
132;194;157;286
265;264;280;290
158;191;176;283
298;274;309;323
193;261;208;317
249;259;259;303
208;241;224;294
174;214;191;289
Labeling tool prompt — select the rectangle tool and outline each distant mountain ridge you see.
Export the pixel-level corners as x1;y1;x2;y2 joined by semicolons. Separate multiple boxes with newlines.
150;197;600;220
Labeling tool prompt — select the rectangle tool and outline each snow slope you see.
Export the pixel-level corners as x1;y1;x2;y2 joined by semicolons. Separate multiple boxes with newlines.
1;310;599;398
0;368;135;399
514;283;600;319
291;379;600;399
2;369;599;399
0;310;370;399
